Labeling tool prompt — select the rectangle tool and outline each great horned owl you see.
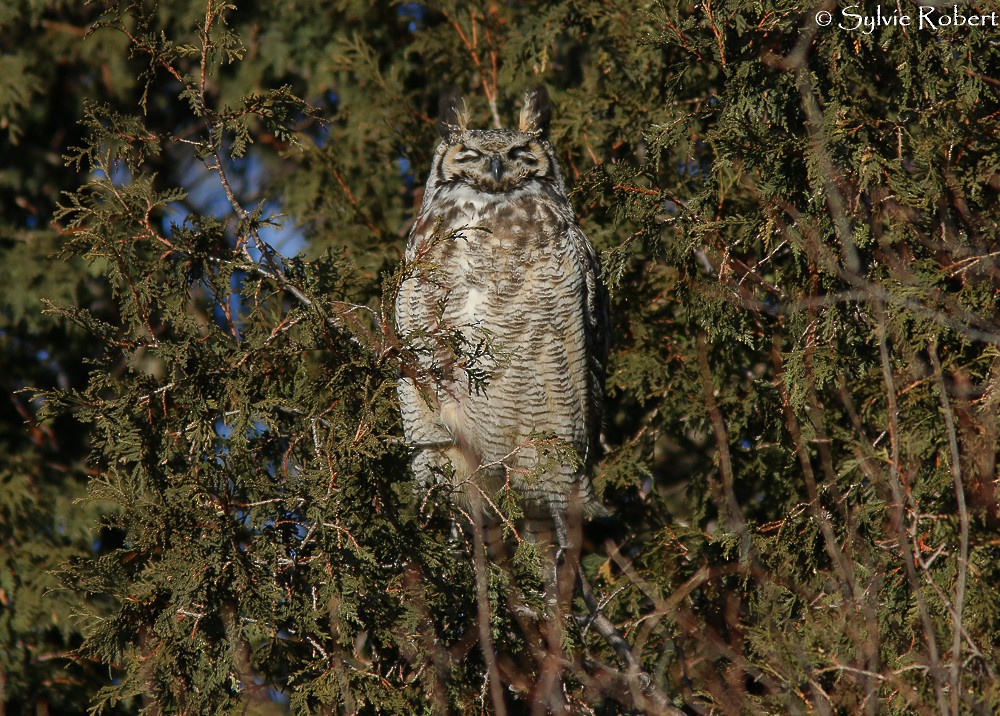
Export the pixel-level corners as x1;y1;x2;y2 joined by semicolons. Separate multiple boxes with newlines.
395;87;608;539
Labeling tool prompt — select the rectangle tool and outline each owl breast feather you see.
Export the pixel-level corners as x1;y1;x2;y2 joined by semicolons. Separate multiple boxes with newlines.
398;180;601;519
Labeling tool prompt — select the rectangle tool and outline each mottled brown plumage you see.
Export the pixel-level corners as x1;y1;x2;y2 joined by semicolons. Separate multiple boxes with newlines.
396;87;608;533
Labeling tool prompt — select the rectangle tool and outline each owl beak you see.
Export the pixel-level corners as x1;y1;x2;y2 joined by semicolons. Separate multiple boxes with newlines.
490;155;504;183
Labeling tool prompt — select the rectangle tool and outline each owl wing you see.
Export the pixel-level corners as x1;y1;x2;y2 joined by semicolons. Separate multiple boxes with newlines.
395;212;456;482
569;221;609;472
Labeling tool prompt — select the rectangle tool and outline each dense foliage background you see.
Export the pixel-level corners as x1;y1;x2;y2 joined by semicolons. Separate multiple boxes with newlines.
2;0;998;713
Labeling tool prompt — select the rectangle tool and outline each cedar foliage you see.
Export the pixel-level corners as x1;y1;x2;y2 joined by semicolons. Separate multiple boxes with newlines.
2;0;999;713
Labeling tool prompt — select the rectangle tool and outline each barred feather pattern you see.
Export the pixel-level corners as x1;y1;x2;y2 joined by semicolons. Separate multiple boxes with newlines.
396;89;608;532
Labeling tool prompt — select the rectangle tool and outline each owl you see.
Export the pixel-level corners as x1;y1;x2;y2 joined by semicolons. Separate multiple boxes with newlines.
395;87;608;542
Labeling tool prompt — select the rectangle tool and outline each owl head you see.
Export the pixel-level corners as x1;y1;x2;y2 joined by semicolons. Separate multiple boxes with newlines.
431;87;559;194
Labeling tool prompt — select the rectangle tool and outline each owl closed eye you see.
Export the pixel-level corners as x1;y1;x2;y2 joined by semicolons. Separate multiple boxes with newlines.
435;92;556;193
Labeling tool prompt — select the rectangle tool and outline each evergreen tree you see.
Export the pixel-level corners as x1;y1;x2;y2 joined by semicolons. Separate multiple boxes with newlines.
2;0;998;713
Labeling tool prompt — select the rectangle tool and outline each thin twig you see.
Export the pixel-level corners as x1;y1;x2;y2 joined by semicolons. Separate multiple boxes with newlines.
574;567;684;716
696;332;748;551
929;339;970;714
771;336;859;602
470;508;508;716
443;10;501;127
876;307;950;714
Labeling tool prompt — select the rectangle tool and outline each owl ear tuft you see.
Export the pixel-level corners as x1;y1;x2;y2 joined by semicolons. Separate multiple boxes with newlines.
438;87;470;139
519;86;551;138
